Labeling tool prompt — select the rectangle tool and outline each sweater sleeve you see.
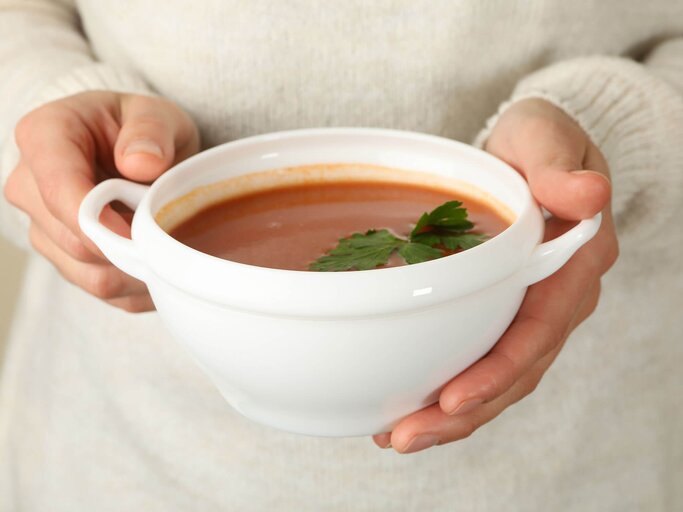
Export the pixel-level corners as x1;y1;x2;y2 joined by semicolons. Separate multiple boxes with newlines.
473;42;683;253
0;0;153;249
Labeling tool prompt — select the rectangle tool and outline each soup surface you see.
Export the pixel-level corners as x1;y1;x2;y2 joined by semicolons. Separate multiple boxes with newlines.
167;181;510;271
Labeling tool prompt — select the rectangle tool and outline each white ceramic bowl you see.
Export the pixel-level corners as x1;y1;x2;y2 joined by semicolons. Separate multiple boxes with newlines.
79;128;600;437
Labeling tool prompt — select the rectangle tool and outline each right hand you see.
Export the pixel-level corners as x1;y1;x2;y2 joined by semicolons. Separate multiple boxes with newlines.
3;91;200;312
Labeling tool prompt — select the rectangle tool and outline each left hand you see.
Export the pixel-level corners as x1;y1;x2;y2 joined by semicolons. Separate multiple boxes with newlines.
373;98;619;453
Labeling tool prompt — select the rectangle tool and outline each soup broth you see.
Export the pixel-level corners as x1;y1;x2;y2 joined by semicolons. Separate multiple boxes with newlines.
166;178;511;271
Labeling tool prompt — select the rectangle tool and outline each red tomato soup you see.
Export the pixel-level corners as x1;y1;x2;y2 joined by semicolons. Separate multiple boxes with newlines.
167;181;511;271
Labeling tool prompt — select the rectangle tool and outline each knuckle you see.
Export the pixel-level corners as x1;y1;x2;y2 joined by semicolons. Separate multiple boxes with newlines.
14;113;37;149
39;180;64;220
582;248;604;278
15;104;60;148
67;239;96;262
531;316;563;356
3;167;21;206
524;378;541;397
28;224;42;252
586;282;601;317
457;419;479;440
604;236;620;272
58;229;95;262
472;367;504;401
485;352;517;393
86;267;125;299
519;371;545;400
584;298;598;318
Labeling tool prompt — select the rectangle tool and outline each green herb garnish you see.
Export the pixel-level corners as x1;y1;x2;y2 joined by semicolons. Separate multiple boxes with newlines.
309;200;488;271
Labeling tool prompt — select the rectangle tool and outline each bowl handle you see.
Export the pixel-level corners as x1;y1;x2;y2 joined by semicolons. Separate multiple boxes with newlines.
78;179;151;282
516;212;602;287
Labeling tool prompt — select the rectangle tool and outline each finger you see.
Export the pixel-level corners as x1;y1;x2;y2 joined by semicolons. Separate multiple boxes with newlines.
7;162;105;263
582;143;619;270
571;280;601;330
16;109;102;244
374;282;604;453
387;331;570;454
115;95;199;182
541;169;611;220
438;218;600;416
29;223;148;300
487;100;611;220
107;293;156;313
372;432;392;449
442;280;600;436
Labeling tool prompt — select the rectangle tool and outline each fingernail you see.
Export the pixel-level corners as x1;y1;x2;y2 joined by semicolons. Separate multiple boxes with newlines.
448;397;484;416
124;139;163;158
570;170;611;184
402;434;439;454
375;432;392;449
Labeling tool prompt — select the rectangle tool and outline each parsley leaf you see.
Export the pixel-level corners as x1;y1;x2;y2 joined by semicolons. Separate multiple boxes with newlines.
412;232;488;251
309;200;490;271
410;200;473;237
309;229;405;271
410;200;485;251
397;242;444;264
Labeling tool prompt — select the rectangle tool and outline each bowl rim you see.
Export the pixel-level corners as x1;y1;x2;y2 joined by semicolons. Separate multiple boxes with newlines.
131;127;542;316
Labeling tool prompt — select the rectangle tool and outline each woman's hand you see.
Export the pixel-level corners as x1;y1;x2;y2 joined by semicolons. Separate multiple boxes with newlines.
373;98;619;453
3;91;200;312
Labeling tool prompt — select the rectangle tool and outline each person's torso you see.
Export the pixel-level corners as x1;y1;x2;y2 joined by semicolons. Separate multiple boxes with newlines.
76;0;682;146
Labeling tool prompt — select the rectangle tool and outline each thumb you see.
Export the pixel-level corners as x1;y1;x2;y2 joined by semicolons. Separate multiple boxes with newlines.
520;146;611;221
487;100;611;221
114;95;194;182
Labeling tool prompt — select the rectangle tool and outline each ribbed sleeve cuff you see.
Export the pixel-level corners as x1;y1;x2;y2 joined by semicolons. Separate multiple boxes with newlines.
473;56;683;246
0;64;152;248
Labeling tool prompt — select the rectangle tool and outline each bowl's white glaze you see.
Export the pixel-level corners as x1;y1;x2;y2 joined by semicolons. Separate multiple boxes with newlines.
79;128;600;436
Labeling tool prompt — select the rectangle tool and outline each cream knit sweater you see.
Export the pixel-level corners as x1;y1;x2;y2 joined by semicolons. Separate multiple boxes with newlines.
1;1;682;510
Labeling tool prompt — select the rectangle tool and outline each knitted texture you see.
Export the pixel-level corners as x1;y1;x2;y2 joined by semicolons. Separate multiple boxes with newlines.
0;1;682;510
